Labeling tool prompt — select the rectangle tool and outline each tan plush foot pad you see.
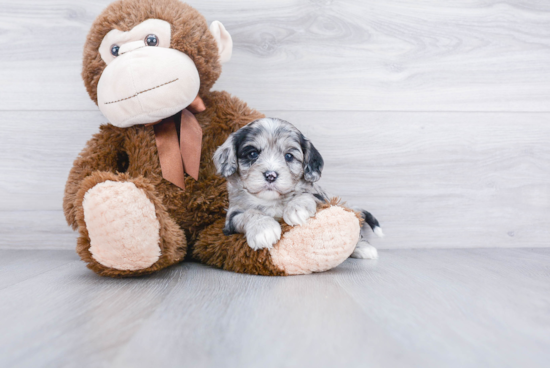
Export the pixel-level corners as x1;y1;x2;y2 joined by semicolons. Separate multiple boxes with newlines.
83;181;161;271
270;205;360;275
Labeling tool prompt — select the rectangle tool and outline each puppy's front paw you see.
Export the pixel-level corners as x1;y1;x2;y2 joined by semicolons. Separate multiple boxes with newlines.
245;217;282;250
283;197;317;226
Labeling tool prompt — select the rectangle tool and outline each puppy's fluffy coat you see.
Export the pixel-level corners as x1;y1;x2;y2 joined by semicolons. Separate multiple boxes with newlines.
213;118;382;257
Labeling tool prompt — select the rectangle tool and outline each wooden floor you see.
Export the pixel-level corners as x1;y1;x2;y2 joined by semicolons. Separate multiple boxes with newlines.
1;248;549;368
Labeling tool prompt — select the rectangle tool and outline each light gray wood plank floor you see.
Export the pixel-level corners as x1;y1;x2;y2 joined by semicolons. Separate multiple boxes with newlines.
1;248;549;368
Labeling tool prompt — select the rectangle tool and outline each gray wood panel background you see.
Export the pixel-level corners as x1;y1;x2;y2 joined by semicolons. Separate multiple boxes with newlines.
0;0;549;249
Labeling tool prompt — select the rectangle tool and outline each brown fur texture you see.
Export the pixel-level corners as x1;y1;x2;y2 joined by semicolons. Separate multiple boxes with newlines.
65;0;361;277
193;219;286;276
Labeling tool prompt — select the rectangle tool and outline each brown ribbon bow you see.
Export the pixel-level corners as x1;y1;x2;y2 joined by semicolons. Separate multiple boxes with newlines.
150;95;205;190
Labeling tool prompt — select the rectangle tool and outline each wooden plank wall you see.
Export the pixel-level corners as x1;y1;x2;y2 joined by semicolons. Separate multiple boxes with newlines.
1;0;549;249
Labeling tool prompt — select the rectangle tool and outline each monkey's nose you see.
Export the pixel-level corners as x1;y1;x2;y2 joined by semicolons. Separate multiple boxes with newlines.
264;171;278;183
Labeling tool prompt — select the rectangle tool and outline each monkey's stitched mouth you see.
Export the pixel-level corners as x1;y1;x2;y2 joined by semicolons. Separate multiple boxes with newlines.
104;78;179;105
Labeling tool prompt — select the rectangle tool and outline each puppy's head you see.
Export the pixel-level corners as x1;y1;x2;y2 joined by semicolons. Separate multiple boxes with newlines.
214;118;323;200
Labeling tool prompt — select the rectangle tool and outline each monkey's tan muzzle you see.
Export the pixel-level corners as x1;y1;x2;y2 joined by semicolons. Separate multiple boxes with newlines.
97;46;201;128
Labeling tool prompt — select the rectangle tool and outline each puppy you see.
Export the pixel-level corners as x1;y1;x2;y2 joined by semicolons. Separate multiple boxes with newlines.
213;118;383;259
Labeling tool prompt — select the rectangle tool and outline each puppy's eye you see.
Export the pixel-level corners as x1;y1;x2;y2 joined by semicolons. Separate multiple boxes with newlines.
248;150;259;160
285;153;294;162
111;45;120;57
145;34;159;46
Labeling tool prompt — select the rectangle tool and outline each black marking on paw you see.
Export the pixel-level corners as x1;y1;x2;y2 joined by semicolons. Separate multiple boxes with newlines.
223;210;243;236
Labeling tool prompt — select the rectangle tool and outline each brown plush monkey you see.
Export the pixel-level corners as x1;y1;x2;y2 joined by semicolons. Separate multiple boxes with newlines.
63;0;362;277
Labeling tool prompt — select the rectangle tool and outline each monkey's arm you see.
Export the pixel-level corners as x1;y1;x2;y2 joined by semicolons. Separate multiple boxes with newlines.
63;124;126;229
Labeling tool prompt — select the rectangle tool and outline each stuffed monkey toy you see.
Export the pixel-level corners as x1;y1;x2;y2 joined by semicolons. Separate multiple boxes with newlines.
63;0;363;277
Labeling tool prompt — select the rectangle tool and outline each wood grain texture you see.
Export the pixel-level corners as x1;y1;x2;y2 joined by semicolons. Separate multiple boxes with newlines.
0;0;549;111
0;253;185;368
0;249;549;368
0;211;77;249
279;110;550;249
1;110;548;249
0;250;77;289
0;111;101;212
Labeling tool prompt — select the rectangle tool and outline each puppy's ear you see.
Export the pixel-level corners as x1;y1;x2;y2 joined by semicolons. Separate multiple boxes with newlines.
213;134;238;177
300;134;324;182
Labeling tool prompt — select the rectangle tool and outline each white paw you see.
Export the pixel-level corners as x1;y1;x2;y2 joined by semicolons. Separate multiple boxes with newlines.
245;217;282;250
350;241;378;259
283;197;317;226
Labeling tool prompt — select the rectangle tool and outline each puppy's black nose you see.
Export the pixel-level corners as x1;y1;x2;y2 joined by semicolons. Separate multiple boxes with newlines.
264;171;278;183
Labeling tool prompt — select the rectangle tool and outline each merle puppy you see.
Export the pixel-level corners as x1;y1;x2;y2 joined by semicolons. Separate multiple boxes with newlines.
213;118;383;259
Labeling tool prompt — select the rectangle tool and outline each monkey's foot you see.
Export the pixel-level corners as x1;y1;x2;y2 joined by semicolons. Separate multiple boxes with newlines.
74;172;186;277
270;205;360;275
83;181;162;271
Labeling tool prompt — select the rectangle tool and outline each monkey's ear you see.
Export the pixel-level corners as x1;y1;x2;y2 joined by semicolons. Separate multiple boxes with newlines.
300;134;324;182
209;21;233;64
213;134;238;177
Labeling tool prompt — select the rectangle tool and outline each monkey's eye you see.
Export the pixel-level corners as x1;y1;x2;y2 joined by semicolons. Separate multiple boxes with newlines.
145;34;159;47
285;153;294;162
111;45;120;57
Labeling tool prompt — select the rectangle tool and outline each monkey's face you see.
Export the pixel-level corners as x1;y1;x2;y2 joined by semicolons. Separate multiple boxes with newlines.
97;19;200;127
83;0;232;128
